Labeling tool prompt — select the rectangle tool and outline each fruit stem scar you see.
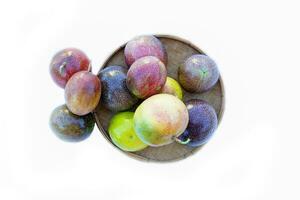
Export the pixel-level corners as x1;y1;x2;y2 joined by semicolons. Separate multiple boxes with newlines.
88;61;92;72
175;137;191;145
201;69;207;74
59;62;67;74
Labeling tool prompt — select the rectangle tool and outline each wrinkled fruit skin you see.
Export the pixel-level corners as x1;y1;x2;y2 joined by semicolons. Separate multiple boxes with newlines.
98;66;138;112
49;104;94;142
178;54;219;93
126;56;167;99
161;77;183;100
50;48;90;88
134;94;189;147
124;35;167;66
177;99;218;147
65;71;101;116
108;112;148;152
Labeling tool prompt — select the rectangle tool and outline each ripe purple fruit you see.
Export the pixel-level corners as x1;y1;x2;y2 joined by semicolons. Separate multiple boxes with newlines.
176;99;218;147
126;56;167;99
98;66;138;112
124;35;167;66
179;54;219;93
50;48;90;88
65;71;101;116
49;105;95;142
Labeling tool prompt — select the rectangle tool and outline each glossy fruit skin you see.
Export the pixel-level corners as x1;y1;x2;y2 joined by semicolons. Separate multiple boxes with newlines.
134;94;189;147
124;35;168;66
50;48;90;88
65;71;101;116
161;77;183;100
176;99;218;147
98;66;138;112
178;54;219;93
108;112;148;152
126;56;167;99
49;105;94;142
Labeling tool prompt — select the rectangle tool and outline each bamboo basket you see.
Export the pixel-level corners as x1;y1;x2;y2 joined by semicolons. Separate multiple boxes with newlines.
94;35;225;162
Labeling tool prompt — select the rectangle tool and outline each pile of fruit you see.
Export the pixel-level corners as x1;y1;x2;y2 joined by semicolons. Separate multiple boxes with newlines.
49;35;220;153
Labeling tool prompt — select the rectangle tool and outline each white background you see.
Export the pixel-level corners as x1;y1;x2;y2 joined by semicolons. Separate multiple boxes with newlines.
0;0;300;199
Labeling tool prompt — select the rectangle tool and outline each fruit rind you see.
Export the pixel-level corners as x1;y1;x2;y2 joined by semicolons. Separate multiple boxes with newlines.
133;94;189;147
49;104;94;142
108;112;147;152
